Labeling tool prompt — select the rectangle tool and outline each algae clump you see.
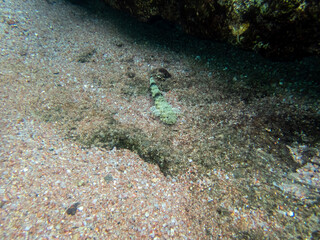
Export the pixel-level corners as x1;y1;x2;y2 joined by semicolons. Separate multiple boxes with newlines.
149;76;177;125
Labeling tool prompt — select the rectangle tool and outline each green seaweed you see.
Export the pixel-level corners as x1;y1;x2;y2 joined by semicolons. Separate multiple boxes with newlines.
149;76;177;125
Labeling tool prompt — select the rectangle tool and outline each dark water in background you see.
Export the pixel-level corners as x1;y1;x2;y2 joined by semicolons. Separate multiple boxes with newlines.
70;0;320;101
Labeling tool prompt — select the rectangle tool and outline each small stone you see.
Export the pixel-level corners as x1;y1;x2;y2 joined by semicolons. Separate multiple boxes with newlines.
158;68;171;78
114;41;124;47
104;174;113;184
24;225;31;231
0;200;7;208
77;180;86;187
126;72;135;78
151;178;159;183
287;211;295;217
118;165;126;172
66;202;80;216
195;56;201;61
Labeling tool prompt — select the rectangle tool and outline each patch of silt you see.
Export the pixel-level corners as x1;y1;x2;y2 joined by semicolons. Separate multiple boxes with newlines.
36;92;169;174
31;68;320;238
170;69;320;238
32;70;320;180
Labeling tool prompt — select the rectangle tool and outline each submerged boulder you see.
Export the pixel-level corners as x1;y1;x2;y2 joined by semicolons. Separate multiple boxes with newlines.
101;0;320;59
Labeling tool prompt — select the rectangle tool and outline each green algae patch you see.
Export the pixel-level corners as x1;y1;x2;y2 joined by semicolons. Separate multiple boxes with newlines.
149;76;177;125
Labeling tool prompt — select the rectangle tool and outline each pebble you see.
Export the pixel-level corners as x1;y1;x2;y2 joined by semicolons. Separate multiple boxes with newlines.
24;226;31;231
287;211;295;217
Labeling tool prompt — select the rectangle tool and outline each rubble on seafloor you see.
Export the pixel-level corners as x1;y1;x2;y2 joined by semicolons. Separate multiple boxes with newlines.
273;145;320;204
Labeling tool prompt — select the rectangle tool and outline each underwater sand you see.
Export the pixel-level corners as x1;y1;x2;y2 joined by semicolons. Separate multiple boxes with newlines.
0;0;319;239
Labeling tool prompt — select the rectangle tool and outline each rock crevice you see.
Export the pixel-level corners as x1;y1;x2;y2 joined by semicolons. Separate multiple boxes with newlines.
100;0;320;59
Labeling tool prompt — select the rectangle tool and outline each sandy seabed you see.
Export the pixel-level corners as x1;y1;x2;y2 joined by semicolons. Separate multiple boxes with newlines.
1;0;319;239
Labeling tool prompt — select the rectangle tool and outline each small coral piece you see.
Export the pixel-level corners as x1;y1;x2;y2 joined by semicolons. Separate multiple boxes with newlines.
149;76;177;125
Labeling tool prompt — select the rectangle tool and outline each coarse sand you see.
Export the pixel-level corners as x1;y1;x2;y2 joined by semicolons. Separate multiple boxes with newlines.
1;0;319;239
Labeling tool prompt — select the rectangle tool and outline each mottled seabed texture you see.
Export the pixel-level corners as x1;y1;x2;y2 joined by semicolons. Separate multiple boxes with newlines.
0;0;319;239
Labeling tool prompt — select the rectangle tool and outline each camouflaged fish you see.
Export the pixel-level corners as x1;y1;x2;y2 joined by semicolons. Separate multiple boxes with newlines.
149;76;177;125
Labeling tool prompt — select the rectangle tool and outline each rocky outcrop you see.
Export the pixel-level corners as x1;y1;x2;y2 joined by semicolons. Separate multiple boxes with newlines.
101;0;320;59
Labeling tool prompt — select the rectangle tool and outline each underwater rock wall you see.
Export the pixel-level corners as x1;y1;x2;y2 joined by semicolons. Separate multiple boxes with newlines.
101;0;320;59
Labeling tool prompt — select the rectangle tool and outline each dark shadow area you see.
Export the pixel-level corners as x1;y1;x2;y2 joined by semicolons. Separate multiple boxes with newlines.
60;0;320;177
65;0;320;102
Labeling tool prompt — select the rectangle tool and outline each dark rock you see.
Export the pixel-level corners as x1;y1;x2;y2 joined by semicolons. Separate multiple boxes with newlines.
158;68;171;79
101;0;320;60
66;202;80;216
76;48;96;63
151;68;172;81
126;71;136;78
0;200;7;208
